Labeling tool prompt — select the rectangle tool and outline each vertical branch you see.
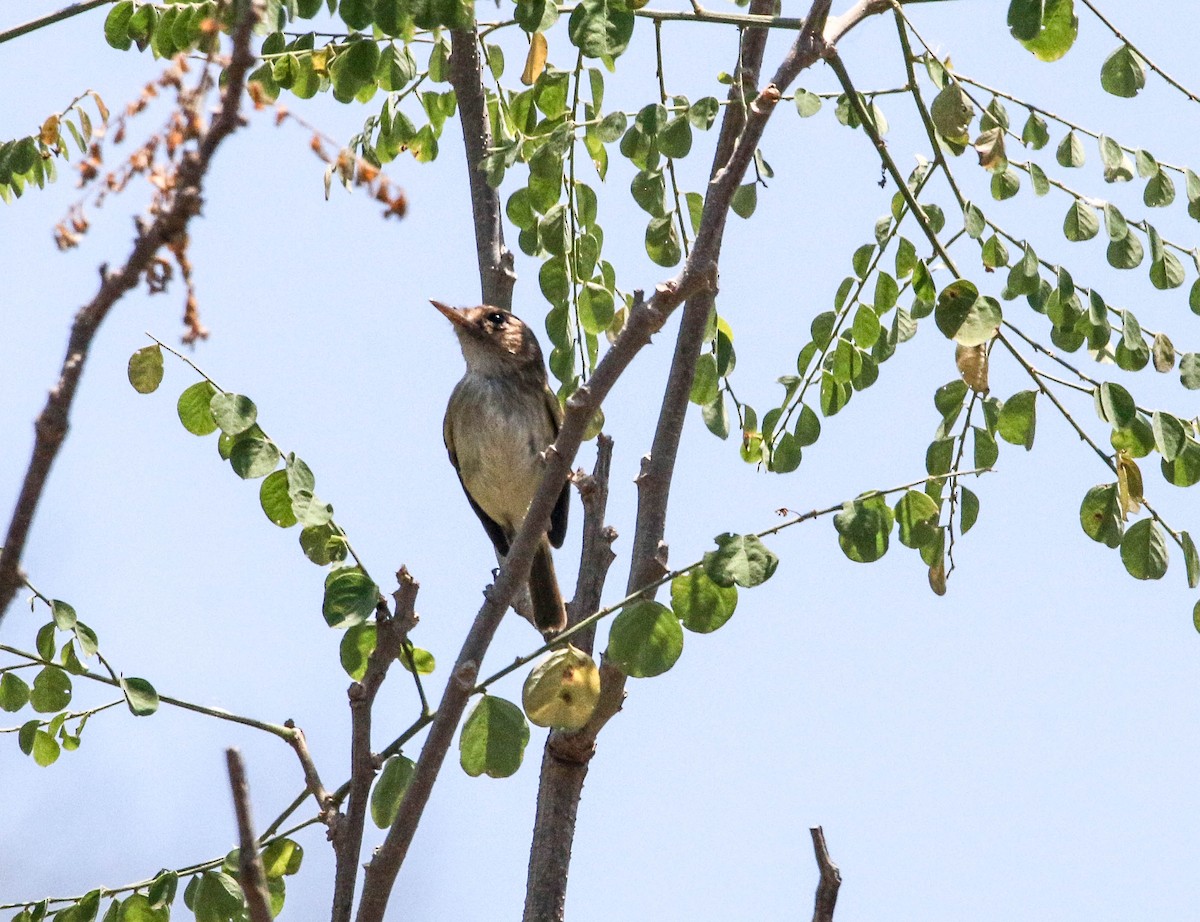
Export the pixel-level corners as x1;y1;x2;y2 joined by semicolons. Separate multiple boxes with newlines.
448;29;516;310
225;749;273;922
522;437;617;922
331;570;419;922
810;826;842;922
0;0;260;626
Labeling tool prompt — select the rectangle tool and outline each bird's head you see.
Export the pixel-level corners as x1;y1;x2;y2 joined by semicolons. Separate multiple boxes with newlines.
431;301;545;374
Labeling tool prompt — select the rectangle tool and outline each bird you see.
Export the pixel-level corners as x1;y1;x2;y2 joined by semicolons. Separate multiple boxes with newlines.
433;300;569;634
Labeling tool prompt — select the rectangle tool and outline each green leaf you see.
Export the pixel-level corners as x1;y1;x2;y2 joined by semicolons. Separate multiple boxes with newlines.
671;568;737;634
1161;441;1200;487
230;436;281;480
0;672;30;712
399;645;436;675
702;392;729;439
567;0;634;60
209;393;257;436
1079;483;1123;547
339;623;376;680
1056;131;1085;168
929;83;973;144
1120;518;1168;580
935;280;1002;346
607;600;684;677
260;838;303;877
658;117;692;159
644;214;681;267
1180;353;1200;390
177;381;219;435
371;755;416;828
1100;44;1146;98
688;96;720;129
1105;227;1143;269
731;183;757;219
1062;200;1099;241
960;487;980;534
30;666;71;713
32;730;60;767
322;568;378;629
104;1;135;50
1017;0;1078;61
702;533;779;588
1007;0;1043;41
49;599;77;631
894;490;941;550
149;870;179;909
998;390;1037;449
260;470;299;528
794;88;822;117
1096;381;1136;429
330;38;381;102
73;621;99;658
127;345;164;394
688;353;719;406
834;495;893;563
1153;411;1187;461
120;677;159;716
301;524;349;566
1183;532;1199;590
974;426;999;470
459;695;530;778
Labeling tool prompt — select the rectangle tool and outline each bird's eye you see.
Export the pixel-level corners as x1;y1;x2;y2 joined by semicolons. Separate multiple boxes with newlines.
486;311;507;327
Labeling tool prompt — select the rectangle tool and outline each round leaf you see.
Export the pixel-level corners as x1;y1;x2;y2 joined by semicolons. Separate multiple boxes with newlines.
371;755;416;828
322;568;378;629
702;533;779;588
671;568;737;634
607;600;683;678
127;345;164;394
177;381;218;435
459;696;530;778
522;645;600;729
1120;518;1168;580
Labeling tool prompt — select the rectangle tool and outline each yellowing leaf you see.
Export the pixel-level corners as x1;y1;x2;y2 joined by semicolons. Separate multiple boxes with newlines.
1116;450;1143;517
955;343;989;393
522;32;548;86
39;115;60;147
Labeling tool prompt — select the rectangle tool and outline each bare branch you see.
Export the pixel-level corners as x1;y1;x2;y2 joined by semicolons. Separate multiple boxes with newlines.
225;749;273;922
448;29;516;309
282;721;335;827
522;436;616;922
0;0;260;626
332;570;420;922
810;826;842;922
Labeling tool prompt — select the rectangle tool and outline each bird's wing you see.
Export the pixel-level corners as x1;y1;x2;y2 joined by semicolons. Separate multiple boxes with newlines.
445;393;511;555
543;386;570;549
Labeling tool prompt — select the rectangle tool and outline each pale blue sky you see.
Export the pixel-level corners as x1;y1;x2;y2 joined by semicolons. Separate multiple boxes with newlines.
3;2;1200;919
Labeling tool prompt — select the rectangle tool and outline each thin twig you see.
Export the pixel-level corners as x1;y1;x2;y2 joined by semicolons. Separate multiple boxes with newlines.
0;0;260;626
226;749;273;922
0;0;110;46
332;570;420;922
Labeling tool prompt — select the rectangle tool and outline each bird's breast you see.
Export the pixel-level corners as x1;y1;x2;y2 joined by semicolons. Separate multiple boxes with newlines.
447;373;555;534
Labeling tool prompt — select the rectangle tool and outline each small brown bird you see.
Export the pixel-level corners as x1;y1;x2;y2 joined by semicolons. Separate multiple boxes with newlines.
433;300;569;634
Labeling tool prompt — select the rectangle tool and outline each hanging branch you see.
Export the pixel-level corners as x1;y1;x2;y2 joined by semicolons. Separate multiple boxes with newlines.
0;0;261;626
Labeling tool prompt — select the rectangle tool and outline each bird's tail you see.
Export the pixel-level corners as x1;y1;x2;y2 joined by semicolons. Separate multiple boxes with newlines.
529;535;567;634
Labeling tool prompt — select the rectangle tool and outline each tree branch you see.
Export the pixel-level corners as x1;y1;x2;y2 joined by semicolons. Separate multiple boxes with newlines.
225;749;273;922
332;570;419;922
522;436;616;922
0;0;260;627
448;29;516;309
810;826;842;922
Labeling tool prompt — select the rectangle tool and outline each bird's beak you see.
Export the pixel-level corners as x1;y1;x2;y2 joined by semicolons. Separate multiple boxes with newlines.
431;300;472;330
